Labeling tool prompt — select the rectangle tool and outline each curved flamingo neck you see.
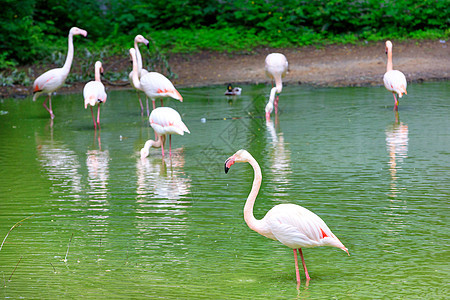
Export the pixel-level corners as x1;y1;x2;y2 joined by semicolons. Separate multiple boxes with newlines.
386;47;393;72
134;40;144;72
62;31;75;74
94;64;101;82
268;87;277;106
243;156;264;234
130;52;142;90
274;75;283;93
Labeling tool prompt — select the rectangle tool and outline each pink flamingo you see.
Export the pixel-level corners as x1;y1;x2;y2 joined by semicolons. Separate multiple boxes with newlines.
383;41;407;111
129;48;183;112
83;61;107;130
33;27;88;119
265;53;288;120
147;107;190;158
128;35;150;116
224;149;349;286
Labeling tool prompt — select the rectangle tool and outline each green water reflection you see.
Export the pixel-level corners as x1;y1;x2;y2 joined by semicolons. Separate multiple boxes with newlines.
0;82;449;298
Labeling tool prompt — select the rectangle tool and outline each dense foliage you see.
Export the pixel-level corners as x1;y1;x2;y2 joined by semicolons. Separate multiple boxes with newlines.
1;0;449;68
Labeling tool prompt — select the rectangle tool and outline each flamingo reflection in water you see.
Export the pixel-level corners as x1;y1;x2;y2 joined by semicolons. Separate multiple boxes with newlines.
266;119;292;192
136;149;191;200
385;112;409;197
36;133;83;196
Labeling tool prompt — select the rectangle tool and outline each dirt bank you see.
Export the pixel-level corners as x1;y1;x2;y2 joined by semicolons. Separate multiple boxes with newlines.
2;40;448;98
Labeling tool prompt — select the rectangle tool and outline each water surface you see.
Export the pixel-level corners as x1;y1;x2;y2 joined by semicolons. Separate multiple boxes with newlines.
0;82;449;298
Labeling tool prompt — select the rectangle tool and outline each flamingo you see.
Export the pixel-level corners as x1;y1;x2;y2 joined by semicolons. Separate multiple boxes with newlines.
147;107;190;158
33;27;88;119
129;48;183;112
383;41;407;111
265;53;288;120
224;149;348;286
128;35;150;116
83;61;107;130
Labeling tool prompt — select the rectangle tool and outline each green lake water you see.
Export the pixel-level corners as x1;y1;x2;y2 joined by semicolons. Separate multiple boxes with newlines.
0;82;449;298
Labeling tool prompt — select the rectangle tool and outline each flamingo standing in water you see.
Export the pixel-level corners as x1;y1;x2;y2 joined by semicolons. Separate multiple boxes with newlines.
144;107;189;158
33;27;88;119
383;41;407;111
83;61;107;130
129;48;183;112
265;53;288;120
224;149;349;286
128;35;150;116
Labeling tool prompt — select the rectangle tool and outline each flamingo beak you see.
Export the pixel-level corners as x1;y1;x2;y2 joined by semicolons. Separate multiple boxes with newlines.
224;156;236;174
385;47;388;55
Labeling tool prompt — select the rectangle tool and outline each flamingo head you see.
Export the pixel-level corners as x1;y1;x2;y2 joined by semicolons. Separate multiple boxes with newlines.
140;144;150;159
224;149;251;173
385;40;392;55
135;35;150;49
70;27;88;37
265;101;273;115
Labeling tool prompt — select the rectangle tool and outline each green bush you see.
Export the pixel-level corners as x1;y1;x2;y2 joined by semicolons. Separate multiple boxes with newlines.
0;0;448;68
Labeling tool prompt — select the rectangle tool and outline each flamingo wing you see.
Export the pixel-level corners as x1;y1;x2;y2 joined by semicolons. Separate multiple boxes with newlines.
150;107;190;136
263;204;346;250
33;68;67;94
383;70;407;97
141;72;183;101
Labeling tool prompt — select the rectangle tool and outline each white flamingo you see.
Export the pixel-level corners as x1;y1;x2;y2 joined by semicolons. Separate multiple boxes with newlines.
383;41;407;111
225;149;348;286
129;48;183;112
128;35;150;115
265;53;288;120
83;61;107;130
146;107;190;158
33;27;88;119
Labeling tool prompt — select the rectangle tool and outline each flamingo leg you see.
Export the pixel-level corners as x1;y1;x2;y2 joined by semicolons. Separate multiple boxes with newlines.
393;93;398;111
293;249;301;285
160;98;164;107
152;99;156;110
90;106;97;130
169;135;172;157
97;103;101;130
146;97;150;117
299;248;310;282
160;135;165;157
274;94;279;114
137;91;144;115
43;95;55;119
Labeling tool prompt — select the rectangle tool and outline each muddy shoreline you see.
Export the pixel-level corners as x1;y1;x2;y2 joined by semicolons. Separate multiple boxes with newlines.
2;40;448;99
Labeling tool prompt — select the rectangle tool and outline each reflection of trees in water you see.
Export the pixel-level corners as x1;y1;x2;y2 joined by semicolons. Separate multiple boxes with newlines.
385;120;409;198
265;119;292;193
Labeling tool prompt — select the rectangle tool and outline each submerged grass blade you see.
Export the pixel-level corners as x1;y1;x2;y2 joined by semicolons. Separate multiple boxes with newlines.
0;215;33;251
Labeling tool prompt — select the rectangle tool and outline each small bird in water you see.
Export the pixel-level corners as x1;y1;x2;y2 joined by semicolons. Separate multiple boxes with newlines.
224;83;242;96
